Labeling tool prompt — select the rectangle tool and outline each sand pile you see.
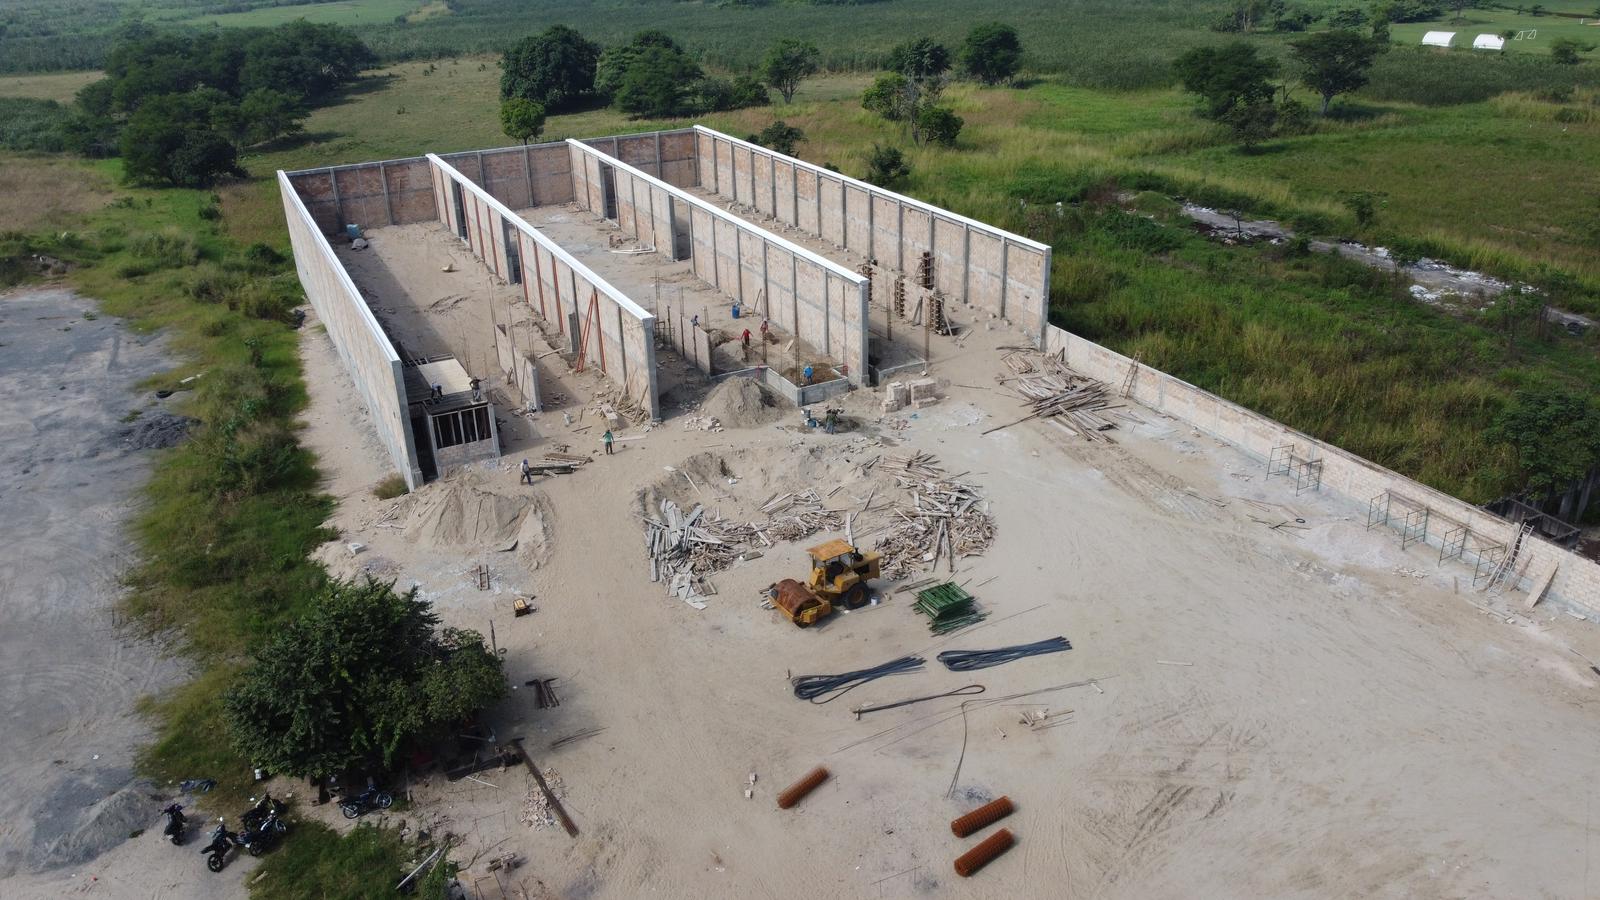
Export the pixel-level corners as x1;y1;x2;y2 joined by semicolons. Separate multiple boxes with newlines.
698;377;786;429
404;476;553;569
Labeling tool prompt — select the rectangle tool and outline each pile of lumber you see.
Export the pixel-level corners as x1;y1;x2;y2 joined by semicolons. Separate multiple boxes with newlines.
990;350;1118;442
643;500;733;606
760;490;843;542
873;452;996;580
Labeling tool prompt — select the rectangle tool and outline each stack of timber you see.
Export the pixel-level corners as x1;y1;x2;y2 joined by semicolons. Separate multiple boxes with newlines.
643;499;736;605
873;452;996;580
992;350;1118;442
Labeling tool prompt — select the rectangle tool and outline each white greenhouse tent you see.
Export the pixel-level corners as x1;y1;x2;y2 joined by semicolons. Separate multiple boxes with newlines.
1421;31;1456;48
1473;33;1506;50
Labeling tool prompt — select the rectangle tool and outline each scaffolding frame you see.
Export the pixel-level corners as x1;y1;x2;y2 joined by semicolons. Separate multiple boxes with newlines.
1267;444;1324;495
1367;490;1391;531
1439;523;1468;565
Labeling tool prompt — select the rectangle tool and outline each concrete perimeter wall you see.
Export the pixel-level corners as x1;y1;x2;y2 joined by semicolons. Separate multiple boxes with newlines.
1044;324;1600;615
428;154;661;420
568;138;871;386
278;171;422;489
694;125;1051;346
286;156;438;235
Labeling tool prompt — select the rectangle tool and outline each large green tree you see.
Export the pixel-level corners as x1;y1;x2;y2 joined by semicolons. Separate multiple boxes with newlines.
1289;29;1381;114
119;91;244;187
1490;387;1600;495
596;30;691;100
500;25;601;111
223;578;506;779
613;44;703;117
959;23;1022;85
1173;42;1280;121
761;39;819;104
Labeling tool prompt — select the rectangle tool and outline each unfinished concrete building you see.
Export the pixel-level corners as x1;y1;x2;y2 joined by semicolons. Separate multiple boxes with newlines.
278;126;1052;489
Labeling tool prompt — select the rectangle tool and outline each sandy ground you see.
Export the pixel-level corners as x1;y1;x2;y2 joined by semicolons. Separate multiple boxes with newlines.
298;219;1600;899
0;288;243;899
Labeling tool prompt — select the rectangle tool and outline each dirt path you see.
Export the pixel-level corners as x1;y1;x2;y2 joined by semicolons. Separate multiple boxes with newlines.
0;287;245;899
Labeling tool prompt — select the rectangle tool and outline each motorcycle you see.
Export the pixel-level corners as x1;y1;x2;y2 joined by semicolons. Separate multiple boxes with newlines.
200;819;238;873
339;784;393;819
160;803;187;845
240;793;286;832
236;799;289;857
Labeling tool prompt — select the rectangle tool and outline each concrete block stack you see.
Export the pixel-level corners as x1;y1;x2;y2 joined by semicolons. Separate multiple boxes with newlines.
882;381;909;413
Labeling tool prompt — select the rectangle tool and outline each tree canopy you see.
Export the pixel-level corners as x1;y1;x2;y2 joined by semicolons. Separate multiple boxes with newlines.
762;39;820;104
598;30;768;118
499;98;547;145
1490;387;1600;494
1289;29;1381;114
752;120;805;155
888;37;952;81
1173;42;1280;121
223;578;506;779
500;25;601;111
71;21;372;179
960;23;1023;85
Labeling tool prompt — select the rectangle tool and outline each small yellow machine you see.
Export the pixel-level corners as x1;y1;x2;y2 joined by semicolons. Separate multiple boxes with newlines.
771;539;882;627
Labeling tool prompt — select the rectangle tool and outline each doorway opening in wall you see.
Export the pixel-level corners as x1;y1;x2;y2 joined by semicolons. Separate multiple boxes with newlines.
502;219;522;284
409;413;438;481
452;182;468;241
600;164;618;221
669;196;692;261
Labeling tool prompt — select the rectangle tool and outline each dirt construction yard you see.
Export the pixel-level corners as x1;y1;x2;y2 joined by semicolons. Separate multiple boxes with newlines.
289;219;1600;900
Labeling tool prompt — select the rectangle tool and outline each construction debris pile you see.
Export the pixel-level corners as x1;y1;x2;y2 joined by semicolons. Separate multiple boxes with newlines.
992;349;1118;442
518;768;566;830
873;452;996;580
643;494;843;605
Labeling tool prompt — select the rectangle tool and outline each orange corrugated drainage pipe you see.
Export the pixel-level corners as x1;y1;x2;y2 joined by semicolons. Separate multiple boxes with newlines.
776;766;829;809
951;796;1014;837
954;828;1015;877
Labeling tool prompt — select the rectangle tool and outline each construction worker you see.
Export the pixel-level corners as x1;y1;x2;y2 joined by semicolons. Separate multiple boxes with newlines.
691;314;700;329
759;318;770;341
824;408;839;434
742;327;752;362
803;364;814;384
520;459;534;485
603;429;614;455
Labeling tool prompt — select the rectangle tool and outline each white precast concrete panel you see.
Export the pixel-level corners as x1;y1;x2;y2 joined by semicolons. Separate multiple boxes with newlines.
277;170;423;489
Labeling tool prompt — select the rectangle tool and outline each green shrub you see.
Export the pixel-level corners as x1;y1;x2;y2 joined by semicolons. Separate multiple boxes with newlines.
373;474;409;500
130;229;201;269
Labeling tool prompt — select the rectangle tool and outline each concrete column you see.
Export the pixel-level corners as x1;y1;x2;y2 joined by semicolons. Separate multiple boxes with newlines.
999;238;1009;320
524;146;536;206
379;162;395;226
328;167;343;230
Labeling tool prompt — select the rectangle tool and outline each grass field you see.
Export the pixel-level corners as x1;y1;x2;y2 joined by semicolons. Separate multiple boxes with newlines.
0;155;115;230
1391;11;1600;58
0;69;103;104
173;0;428;29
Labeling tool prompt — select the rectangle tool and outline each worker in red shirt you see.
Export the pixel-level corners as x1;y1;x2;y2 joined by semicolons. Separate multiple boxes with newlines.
742;327;752;362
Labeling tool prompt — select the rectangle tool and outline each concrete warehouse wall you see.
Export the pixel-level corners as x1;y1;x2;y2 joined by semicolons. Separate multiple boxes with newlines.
283;129;699;233
436;142;574;211
428;153;662;420
278;171;423;489
693;125;1052;346
285;157;438;235
1044;324;1600;615
567;139;871;386
579;129;699;187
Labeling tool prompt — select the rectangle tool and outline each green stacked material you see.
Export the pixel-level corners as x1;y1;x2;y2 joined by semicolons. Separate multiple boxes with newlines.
913;582;986;634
